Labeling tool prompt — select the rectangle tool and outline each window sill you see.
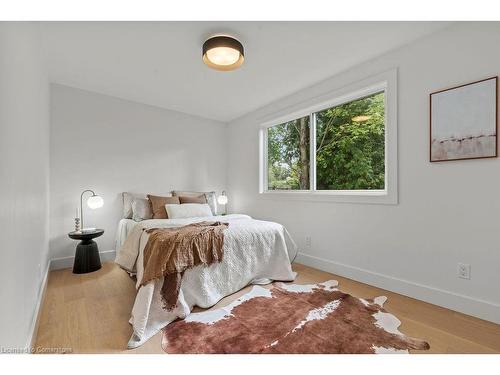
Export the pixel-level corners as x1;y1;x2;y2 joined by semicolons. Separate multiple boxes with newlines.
259;190;397;205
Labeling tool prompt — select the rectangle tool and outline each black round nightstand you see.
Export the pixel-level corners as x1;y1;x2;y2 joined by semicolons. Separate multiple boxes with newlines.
68;229;104;274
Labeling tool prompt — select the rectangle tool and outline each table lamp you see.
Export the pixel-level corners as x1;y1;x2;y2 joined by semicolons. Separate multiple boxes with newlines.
217;190;228;215
80;189;104;232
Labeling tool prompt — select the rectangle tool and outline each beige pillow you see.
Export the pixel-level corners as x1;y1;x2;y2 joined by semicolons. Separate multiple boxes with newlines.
122;192;143;219
148;194;180;219
179;195;207;204
131;198;153;221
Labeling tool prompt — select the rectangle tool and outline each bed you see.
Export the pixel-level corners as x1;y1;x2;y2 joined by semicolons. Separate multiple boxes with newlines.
115;218;138;250
115;214;297;348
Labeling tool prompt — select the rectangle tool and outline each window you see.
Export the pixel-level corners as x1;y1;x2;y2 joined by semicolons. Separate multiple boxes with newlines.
260;70;397;204
267;115;310;190
266;91;384;191
315;92;385;190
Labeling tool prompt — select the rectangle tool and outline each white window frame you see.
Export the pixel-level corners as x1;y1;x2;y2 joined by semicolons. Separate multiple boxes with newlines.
259;69;398;205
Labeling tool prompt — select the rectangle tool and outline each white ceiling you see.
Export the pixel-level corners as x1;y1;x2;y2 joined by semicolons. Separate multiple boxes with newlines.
41;22;451;122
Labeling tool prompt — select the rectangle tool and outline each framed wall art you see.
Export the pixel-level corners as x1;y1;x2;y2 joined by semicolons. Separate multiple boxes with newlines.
430;76;498;162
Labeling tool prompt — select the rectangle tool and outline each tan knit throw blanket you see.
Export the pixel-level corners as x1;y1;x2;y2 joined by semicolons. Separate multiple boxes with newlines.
140;221;229;310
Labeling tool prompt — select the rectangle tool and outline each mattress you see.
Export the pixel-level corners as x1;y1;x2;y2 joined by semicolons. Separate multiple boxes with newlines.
115;218;139;250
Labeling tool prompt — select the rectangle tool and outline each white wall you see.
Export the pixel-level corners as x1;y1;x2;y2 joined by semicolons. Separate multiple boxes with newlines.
227;22;500;323
0;23;50;348
49;85;227;262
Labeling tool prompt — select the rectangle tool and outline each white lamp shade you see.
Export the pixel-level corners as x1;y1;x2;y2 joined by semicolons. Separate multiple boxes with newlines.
87;195;104;209
217;195;228;205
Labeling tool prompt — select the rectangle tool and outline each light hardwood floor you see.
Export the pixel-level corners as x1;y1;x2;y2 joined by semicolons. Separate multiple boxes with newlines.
35;262;500;354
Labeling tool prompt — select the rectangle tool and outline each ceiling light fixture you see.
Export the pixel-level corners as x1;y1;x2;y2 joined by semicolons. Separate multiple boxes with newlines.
202;35;244;71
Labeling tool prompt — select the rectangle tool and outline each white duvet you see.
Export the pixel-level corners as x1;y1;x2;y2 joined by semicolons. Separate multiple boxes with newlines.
114;214;297;348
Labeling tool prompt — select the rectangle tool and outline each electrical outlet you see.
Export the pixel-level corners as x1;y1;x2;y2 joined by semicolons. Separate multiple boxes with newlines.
305;236;312;248
457;263;471;280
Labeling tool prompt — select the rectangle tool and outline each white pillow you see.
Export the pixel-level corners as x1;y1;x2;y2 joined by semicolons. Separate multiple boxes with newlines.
165;203;213;219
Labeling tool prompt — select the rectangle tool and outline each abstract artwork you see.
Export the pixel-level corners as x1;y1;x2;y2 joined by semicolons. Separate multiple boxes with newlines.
430;77;497;162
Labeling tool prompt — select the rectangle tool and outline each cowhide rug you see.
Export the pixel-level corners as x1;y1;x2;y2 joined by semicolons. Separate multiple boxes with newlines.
161;280;430;354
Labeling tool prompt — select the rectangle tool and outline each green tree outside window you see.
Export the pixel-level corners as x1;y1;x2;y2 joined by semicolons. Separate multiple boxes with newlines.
267;92;385;191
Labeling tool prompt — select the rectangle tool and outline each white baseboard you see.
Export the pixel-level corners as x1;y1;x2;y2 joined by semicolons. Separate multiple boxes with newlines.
296;252;500;325
25;263;50;351
50;249;116;271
